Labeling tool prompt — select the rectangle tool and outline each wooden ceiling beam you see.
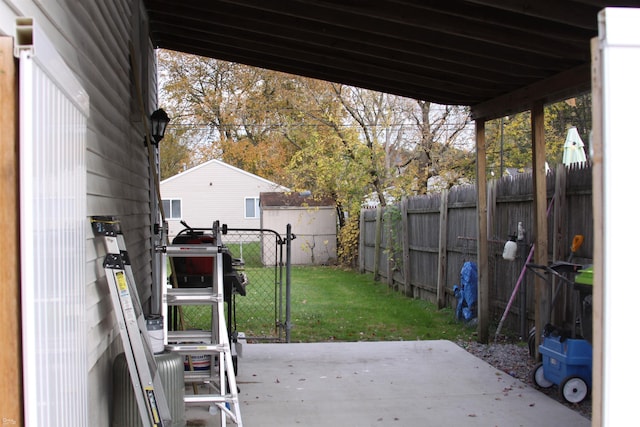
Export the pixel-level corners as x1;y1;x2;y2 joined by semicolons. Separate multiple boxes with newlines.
207;0;588;59
463;0;602;29
150;1;587;67
470;63;591;120
149;8;555;78
146;0;608;112
151;13;557;91
157;28;504;98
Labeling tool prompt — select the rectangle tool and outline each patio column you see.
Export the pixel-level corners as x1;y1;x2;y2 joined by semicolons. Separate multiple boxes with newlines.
475;119;489;343
531;101;549;357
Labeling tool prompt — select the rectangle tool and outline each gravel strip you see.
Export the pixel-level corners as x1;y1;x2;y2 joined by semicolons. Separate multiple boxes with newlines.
456;338;592;420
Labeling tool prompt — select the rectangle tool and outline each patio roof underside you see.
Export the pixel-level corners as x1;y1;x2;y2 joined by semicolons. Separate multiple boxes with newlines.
144;0;636;120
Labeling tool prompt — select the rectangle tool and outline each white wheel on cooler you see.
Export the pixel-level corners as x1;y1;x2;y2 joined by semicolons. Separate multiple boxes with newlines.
560;376;589;403
531;362;553;388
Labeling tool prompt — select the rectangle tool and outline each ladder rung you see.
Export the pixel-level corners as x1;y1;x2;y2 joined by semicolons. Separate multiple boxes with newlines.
166;288;222;304
163;244;223;257
166;343;228;354
167;330;213;343
165;294;222;305
184;394;236;405
183;370;216;382
166;287;216;295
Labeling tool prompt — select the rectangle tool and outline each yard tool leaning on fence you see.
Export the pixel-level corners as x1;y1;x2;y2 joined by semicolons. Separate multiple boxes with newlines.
493;196;555;342
494;243;535;342
494;233;584;343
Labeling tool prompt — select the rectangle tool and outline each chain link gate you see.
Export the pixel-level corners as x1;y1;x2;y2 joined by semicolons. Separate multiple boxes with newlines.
166;223;292;344
222;226;293;342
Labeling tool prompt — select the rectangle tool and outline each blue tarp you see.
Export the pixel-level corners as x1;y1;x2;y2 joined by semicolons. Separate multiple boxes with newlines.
453;261;478;322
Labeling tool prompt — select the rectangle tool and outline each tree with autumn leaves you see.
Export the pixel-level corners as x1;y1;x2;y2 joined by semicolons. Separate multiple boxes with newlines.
157;49;591;267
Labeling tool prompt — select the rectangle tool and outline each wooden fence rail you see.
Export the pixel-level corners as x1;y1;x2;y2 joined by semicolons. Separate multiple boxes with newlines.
359;163;593;338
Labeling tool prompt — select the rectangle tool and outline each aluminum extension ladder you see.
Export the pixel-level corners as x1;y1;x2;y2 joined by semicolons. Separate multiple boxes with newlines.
160;220;243;426
91;216;172;427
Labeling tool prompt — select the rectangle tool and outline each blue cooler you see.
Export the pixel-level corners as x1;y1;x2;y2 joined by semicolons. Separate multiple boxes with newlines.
539;335;592;388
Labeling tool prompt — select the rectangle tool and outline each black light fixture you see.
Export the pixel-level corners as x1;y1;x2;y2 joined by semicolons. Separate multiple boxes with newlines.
149;108;170;145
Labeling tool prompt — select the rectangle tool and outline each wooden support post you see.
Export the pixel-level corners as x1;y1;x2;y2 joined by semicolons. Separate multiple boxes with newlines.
589;35;603;427
475;120;489;343
437;189;448;309
552;165;568;327
0;36;23;426
531;101;549;358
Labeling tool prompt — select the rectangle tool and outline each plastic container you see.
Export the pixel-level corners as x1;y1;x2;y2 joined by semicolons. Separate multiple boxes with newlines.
502;237;517;261
539;335;592;387
575;266;593;286
145;315;164;354
184;353;211;371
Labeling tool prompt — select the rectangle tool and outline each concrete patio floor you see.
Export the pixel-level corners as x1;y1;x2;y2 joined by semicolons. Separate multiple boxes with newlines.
185;340;590;426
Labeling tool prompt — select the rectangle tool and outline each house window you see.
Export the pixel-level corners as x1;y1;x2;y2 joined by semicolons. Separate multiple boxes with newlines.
162;199;182;219
245;197;260;219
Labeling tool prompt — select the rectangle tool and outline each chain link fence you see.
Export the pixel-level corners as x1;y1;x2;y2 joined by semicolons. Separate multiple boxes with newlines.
168;226;292;343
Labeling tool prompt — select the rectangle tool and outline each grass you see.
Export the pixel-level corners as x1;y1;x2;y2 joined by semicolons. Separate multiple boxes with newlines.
180;266;478;343
224;241;263;268
284;266;475;343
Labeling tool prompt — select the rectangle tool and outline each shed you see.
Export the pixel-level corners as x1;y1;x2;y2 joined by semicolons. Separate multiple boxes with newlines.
160;159;288;238
260;192;337;266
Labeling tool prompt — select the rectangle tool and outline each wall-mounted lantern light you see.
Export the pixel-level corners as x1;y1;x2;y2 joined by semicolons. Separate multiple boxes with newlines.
149;108;170;145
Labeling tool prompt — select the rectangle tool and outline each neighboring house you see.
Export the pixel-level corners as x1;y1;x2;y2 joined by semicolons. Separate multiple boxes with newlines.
160;159;288;238
260;192;337;265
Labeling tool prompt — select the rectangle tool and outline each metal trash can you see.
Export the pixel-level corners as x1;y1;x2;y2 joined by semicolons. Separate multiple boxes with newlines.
112;350;185;427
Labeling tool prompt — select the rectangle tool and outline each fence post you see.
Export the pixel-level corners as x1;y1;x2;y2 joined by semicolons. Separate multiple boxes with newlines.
285;224;292;343
387;213;394;288
401;198;412;297
437;189;449;309
373;207;382;281
359;210;365;273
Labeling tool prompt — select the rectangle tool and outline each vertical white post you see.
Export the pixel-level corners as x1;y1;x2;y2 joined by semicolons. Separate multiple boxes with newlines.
596;7;640;426
16;19;89;427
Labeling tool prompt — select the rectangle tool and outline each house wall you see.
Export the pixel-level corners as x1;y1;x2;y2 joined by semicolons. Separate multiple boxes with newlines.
160;159;287;238
1;1;157;425
261;206;337;265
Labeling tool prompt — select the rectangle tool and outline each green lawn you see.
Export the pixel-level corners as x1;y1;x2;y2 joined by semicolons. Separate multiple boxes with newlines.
178;266;477;343
224;241;263;268
286;266;474;342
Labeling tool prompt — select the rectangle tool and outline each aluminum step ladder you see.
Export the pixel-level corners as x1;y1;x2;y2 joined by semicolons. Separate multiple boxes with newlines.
160;220;243;426
91;216;172;427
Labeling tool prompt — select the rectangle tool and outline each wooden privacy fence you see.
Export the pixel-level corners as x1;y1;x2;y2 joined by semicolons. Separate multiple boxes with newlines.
359;164;593;337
